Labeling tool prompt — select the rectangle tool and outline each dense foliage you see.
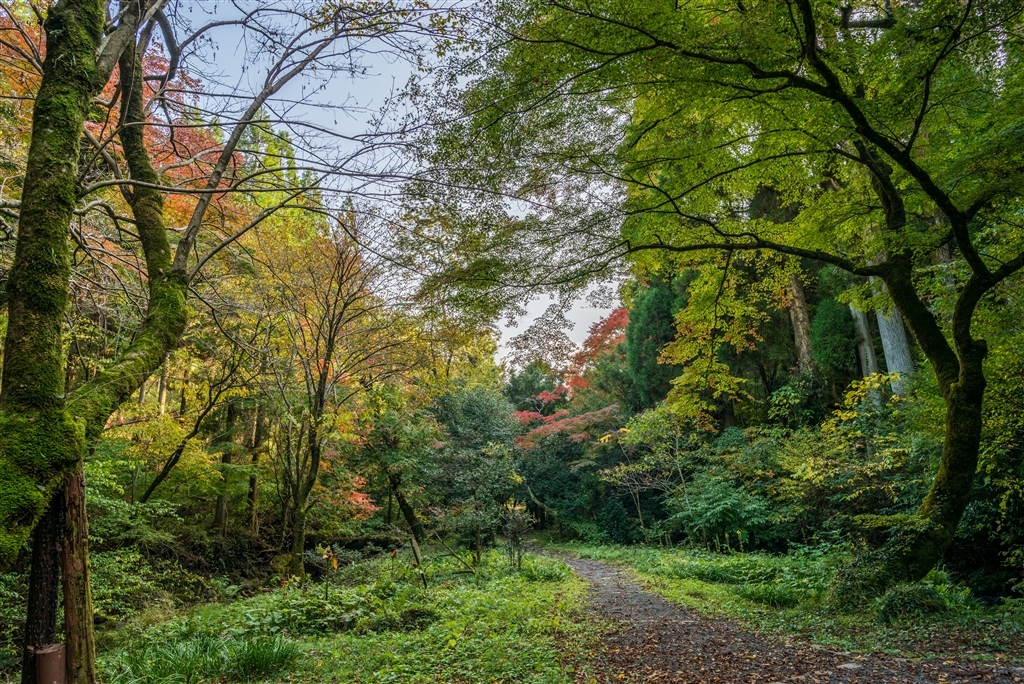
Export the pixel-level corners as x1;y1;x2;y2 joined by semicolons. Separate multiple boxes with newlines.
2;1;1024;681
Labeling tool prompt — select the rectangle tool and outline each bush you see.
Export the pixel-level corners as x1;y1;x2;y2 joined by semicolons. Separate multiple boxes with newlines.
733;582;802;609
0;571;27;668
664;474;770;548
518;556;569;582
876;583;947;624
826;555;894;612
228;636;302;680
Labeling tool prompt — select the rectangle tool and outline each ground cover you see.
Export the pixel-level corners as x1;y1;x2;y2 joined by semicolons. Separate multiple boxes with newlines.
553;543;1024;662
94;550;598;684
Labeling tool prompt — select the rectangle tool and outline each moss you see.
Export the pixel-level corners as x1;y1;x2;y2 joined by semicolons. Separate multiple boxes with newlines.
0;1;106;568
66;44;189;441
2;0;105;405
0;409;84;566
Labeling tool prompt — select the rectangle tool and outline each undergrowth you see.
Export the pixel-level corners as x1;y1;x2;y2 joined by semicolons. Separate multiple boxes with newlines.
100;549;596;684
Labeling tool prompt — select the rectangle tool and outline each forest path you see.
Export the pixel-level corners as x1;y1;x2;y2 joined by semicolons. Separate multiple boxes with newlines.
555;552;1022;684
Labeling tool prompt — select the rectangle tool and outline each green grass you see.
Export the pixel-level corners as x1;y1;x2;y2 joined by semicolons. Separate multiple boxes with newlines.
101;550;600;684
553;543;1024;661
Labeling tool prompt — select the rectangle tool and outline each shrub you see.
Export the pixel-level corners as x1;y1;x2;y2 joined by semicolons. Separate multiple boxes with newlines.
733;582;802;609
518;556;569;582
876;583;947;624
227;636;302;681
0;571;27;674
826;555;893;612
664;474;770;548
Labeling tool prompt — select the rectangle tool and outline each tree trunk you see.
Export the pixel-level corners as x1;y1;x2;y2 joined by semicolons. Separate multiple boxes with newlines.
849;305;879;377
868;255;985;583
883;361;986;581
21;492;64;684
213;403;239;537
248;406;266;534
288;506;307;578
788;274;814;375
179;370;189;415
389;474;425;543
0;0;99;568
875;306;915;395
62;461;96;684
157;364;169;415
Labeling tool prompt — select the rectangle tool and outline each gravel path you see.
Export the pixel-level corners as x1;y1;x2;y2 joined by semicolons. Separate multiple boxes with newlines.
558;553;1024;684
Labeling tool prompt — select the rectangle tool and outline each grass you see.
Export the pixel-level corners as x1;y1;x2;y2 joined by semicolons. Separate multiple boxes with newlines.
552;542;1024;661
100;550;601;684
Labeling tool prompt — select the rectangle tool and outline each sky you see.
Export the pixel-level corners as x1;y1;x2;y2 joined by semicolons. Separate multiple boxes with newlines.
180;1;615;360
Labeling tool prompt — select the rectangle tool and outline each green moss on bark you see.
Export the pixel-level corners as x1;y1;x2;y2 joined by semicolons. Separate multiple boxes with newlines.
0;0;104;567
67;39;189;441
0;410;84;565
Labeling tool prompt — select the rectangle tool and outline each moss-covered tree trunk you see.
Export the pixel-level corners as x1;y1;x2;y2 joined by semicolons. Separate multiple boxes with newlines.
873;249;988;582
0;0;100;567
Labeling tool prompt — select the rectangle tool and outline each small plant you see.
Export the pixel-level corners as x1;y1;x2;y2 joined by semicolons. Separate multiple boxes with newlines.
501;507;534;570
875;583;947;624
227;636;302;681
518;556;569;582
105;635;302;684
733;582;801;609
108;635;225;684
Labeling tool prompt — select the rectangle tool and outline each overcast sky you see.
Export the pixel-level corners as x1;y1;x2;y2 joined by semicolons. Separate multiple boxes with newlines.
185;1;615;360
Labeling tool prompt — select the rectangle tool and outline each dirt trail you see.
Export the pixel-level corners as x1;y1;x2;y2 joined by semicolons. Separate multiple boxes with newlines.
559;553;1023;684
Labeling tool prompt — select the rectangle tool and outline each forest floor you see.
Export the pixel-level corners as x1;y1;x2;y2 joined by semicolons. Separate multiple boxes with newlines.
554;551;1024;684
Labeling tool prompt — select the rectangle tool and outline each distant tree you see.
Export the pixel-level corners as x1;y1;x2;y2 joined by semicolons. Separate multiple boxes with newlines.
625;281;684;410
505;360;564;415
811;299;859;401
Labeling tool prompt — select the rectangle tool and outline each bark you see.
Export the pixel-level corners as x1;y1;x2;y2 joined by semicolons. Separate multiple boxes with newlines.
248;406;267;533
213;403;240;537
849;305;879;377
875;304;915;395
20;492;63;684
389;473;426;543
62;461;96;684
788;274;814;375
157;364;169;415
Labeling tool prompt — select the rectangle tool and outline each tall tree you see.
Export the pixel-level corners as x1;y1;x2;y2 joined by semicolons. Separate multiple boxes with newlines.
406;0;1024;580
257;224;400;578
0;2;446;678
